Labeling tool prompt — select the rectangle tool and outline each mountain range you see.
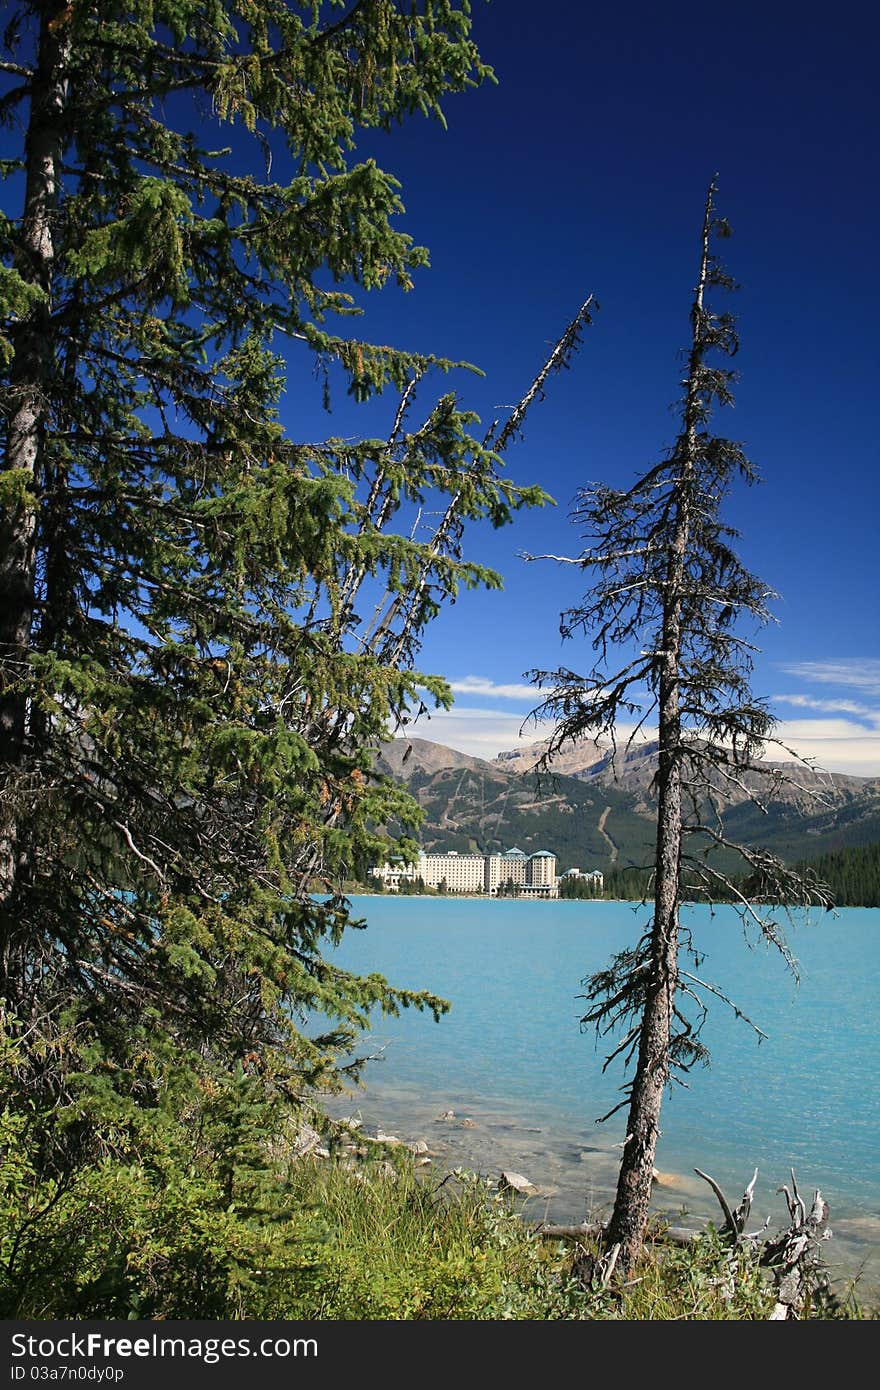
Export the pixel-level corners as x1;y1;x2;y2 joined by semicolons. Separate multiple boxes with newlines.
375;735;880;874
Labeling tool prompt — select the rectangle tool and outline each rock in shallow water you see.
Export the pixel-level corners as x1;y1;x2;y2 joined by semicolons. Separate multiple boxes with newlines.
499;1170;539;1196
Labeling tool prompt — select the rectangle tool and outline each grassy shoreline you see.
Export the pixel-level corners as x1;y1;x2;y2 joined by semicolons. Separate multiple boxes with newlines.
320;1092;880;1308
255;1140;877;1320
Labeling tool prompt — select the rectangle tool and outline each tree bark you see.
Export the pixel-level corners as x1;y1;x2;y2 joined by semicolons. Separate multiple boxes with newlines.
603;184;715;1275
604;575;684;1274
0;3;70;963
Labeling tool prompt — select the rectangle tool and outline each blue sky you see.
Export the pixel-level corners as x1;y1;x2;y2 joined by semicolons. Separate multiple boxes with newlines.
291;1;879;774
7;2;877;776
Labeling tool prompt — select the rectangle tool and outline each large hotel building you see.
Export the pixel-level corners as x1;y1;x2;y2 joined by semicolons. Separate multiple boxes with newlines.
370;847;560;897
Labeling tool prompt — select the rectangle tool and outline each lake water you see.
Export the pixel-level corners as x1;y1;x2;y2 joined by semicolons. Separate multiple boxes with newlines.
321;896;880;1296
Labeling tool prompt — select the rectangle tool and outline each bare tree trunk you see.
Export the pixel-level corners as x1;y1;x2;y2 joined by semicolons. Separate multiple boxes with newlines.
0;3;69;968
603;184;716;1275
604;583;684;1273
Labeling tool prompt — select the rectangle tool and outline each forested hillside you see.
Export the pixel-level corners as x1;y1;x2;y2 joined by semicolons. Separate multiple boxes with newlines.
377;739;880;903
797;841;880;908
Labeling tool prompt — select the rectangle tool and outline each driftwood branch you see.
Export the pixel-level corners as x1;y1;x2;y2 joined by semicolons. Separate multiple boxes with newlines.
694;1165;839;1318
536;1220;697;1248
535;1166;841;1316
764;1171;834;1319
695;1166;738;1235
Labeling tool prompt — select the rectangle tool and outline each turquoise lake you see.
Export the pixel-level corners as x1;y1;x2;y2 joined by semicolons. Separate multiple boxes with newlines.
322;896;879;1296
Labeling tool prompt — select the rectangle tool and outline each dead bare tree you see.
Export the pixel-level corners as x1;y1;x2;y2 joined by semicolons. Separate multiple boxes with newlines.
526;179;832;1277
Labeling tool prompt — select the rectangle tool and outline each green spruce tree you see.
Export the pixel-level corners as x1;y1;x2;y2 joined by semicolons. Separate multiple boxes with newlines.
0;0;595;1305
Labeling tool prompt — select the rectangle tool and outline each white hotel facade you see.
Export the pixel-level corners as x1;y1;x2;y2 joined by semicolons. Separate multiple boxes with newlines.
370;847;560;898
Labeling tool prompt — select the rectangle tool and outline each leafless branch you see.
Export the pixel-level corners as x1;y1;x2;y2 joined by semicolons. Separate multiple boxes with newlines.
695;1166;737;1234
679;969;769;1040
111;820;165;881
486;293;596;454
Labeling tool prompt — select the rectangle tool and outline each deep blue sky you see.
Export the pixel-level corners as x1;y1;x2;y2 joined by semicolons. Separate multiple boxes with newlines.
5;2;877;774
294;0;878;774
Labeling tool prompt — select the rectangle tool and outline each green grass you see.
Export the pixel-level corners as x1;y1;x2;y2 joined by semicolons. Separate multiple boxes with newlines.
250;1155;874;1320
272;1159;587;1320
4;1121;874;1320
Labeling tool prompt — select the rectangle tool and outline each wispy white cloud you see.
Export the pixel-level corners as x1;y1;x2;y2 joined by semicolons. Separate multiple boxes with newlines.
403;706;880;777
770;659;880;775
402;705;549;759
446;675;538;702
772;693;880;725
404;660;880;774
445;674;654;709
778;659;880;697
771;717;880;778
402;706;656;762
